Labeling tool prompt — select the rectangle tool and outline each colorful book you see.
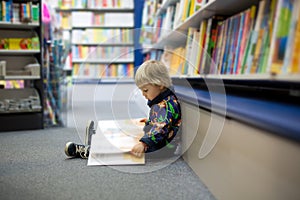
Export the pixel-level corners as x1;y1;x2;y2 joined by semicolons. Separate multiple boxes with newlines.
236;7;254;74
183;27;197;74
201;16;225;74
250;0;273;74
256;0;278;73
88;119;145;166
221;17;234;74
226;13;241;74
244;0;267;74
268;0;294;74
195;20;207;74
188;30;200;75
287;0;300;73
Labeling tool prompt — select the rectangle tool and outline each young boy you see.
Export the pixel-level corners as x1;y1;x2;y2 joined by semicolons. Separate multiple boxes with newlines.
65;60;181;159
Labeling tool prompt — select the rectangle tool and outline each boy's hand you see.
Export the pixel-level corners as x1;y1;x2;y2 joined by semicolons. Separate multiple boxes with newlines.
131;142;147;158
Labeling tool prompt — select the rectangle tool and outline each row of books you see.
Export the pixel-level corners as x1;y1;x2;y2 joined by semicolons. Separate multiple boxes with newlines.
72;46;134;60
71;12;133;27
57;0;134;9
145;0;300;75
175;0;210;28
0;80;23;88
141;0;211;45
72;63;134;78
56;12;71;29
0;37;40;50
72;29;133;44
0;1;39;23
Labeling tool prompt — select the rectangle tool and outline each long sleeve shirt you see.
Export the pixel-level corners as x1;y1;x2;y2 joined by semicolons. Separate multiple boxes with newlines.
140;88;181;153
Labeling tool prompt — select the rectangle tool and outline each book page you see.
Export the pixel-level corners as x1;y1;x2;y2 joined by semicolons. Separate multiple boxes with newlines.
87;118;145;166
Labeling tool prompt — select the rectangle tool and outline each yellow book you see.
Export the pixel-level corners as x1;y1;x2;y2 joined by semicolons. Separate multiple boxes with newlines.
289;7;300;73
170;47;181;75
189;0;195;17
181;0;190;22
73;64;79;76
194;20;207;74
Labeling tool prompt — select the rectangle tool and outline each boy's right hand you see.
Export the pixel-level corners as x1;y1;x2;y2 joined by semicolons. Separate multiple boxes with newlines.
131;142;147;158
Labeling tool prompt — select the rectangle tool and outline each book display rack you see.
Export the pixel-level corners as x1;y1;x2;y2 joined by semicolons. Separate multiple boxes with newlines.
55;0;137;84
0;0;43;131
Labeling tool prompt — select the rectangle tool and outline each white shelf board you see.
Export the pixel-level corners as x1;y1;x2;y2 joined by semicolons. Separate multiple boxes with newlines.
72;25;134;29
72;59;134;63
0;76;40;80
172;74;300;83
0;22;39;29
72;42;134;46
56;8;134;12
0;50;40;55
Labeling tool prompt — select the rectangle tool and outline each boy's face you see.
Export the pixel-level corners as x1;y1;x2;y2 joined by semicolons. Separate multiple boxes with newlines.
139;84;164;101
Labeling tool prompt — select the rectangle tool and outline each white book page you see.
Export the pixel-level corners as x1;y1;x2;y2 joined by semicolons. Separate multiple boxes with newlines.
88;119;145;166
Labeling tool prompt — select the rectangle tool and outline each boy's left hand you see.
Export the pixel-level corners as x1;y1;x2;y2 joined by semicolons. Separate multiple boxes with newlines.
131;142;146;158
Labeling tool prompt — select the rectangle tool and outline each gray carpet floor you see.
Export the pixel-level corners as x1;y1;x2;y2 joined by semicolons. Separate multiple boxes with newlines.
0;100;216;200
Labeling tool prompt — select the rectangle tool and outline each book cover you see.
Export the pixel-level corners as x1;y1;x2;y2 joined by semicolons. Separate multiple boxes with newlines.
269;0;294;74
232;12;245;74
221;16;234;74
200;17;213;74
282;0;299;73
241;5;257;74
183;27;197;74
226;14;241;74
244;0;267;74
210;21;224;74
188;30;200;76
236;7;253;74
288;1;300;73
250;0;273;74
88;119;145;166
255;0;277;73
195;20;207;74
217;19;229;74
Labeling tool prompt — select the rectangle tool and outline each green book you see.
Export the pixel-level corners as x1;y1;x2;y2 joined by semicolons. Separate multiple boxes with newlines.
32;4;39;22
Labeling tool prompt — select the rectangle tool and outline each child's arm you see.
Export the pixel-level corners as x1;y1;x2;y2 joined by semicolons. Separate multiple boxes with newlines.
140;100;180;148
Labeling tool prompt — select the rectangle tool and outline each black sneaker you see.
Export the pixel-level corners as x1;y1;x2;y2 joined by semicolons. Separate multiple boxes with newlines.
85;120;95;146
64;142;90;159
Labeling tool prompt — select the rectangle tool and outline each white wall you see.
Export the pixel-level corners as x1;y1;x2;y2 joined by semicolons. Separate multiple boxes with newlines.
181;102;300;200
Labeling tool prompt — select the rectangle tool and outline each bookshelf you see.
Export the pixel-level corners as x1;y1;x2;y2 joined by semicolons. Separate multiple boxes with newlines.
141;0;300;117
0;0;43;131
55;0;137;83
141;1;300;199
141;0;300;78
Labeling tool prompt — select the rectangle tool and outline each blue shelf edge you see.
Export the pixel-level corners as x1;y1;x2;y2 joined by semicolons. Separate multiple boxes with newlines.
174;85;300;143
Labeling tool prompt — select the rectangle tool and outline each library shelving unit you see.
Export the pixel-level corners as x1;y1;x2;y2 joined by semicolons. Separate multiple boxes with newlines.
55;0;138;84
141;0;300;141
141;0;300;199
0;0;43;131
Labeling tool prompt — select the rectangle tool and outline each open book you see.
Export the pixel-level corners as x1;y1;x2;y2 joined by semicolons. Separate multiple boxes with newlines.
87;118;145;166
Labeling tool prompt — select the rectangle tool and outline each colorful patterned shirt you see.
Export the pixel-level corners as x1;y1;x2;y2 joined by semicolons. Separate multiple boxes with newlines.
140;88;181;153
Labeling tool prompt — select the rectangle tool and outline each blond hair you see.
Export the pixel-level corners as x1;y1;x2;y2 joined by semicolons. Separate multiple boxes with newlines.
135;60;172;88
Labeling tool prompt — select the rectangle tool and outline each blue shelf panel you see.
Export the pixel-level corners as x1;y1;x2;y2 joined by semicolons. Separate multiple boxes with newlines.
174;85;300;142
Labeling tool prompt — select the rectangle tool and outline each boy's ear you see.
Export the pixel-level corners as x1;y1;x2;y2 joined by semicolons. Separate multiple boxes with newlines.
159;85;165;90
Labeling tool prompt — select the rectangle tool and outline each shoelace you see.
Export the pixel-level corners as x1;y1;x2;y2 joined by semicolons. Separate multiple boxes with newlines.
76;145;88;155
